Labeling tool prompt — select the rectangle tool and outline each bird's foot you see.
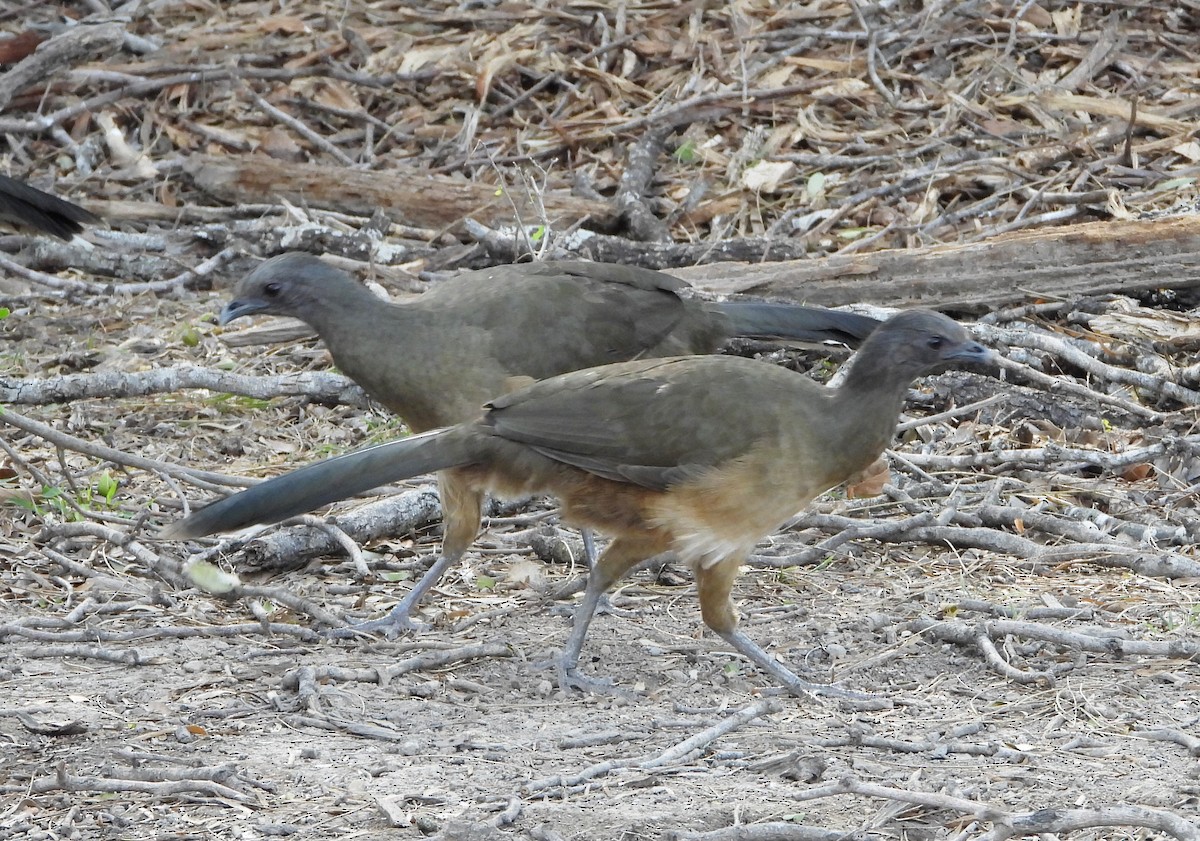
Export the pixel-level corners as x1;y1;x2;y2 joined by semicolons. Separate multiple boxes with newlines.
324;604;431;640
771;674;886;708
527;654;636;699
556;663;638;699
718;628;888;708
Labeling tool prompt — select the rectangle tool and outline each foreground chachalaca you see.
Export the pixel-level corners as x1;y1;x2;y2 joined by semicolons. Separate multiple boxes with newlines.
0;175;99;240
166;310;992;696
216;252;882;631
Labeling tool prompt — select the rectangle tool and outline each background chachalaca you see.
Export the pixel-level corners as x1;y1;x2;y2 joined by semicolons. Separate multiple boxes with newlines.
0;175;99;240
215;252;882;631
166;310;993;697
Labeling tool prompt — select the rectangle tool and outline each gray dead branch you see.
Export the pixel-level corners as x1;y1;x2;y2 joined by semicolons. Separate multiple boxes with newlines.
674;778;1200;841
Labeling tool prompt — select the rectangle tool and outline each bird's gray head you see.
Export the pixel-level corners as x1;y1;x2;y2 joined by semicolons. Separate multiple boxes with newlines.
219;252;350;326
864;309;994;377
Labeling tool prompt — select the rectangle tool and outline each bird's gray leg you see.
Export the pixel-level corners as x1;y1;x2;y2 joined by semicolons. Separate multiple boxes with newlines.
554;535;659;695
696;556;878;703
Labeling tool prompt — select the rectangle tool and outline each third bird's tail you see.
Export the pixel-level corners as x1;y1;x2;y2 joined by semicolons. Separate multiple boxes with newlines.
714;301;880;347
162;427;477;539
0;174;101;240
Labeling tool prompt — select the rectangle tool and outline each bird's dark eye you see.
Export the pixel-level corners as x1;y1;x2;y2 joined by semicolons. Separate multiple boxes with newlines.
928;335;945;350
263;282;282;298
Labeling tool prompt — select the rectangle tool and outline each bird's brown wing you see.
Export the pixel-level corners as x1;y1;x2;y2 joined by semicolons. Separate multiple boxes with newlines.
421;262;724;381
483;355;802;490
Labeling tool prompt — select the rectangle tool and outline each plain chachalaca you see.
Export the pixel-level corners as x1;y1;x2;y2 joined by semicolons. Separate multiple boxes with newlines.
0;175;99;240
165;310;993;697
215;252;882;631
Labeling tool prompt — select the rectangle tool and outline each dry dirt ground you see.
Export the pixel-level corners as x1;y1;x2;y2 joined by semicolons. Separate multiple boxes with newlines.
4;276;1199;841
3;2;1200;840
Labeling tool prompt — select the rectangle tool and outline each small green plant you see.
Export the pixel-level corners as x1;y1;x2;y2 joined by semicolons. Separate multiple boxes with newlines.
179;324;202;347
674;140;698;163
362;416;408;446
92;470;119;507
7;472;119;519
11;485;76;520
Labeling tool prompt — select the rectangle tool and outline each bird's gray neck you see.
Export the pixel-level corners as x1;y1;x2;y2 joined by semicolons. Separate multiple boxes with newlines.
826;344;919;467
313;285;417;343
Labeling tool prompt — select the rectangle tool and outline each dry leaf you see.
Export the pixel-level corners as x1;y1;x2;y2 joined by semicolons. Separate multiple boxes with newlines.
0;30;44;64
1021;4;1054;28
96;112;158;178
261;125;305;162
1120;463;1153;483
844;457;890;498
505;559;545;587
312;79;362;113
397;44;455;75
812;78;873;101
1172;141;1200;162
260;16;310;35
741;160;795;193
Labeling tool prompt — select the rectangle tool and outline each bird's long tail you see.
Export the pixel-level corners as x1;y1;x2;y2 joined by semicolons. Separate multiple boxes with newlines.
162;427;478;539
714;301;880;346
0;174;101;240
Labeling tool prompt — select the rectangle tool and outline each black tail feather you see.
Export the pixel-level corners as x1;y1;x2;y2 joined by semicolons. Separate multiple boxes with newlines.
0;175;100;240
162;428;475;539
715;301;880;346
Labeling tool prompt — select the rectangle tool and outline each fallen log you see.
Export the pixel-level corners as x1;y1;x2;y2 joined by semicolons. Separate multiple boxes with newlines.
183;154;617;233
675;214;1200;310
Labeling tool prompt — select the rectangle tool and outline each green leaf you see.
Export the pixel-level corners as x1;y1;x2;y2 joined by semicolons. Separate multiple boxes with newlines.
95;471;119;505
9;496;37;513
674;140;698;163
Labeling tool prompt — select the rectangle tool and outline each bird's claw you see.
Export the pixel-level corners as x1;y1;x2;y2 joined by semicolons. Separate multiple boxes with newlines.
553;660;638;699
771;675;886;708
324;606;431;640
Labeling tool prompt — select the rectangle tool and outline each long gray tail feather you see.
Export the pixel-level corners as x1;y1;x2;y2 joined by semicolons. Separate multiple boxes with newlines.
715;301;880;346
0;174;100;240
162;427;475;539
